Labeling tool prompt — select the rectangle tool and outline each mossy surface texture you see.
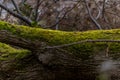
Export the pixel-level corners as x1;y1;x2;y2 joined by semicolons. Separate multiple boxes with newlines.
0;42;31;60
0;21;120;59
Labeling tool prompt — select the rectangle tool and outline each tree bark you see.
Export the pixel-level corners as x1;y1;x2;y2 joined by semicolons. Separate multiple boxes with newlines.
0;21;120;80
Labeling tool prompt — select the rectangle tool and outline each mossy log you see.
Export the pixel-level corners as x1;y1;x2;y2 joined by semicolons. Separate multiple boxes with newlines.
0;21;120;80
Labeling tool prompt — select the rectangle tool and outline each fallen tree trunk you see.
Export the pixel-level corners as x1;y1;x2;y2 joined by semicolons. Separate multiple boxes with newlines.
0;21;120;80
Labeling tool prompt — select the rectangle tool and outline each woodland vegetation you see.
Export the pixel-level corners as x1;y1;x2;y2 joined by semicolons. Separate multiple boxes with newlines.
0;0;120;80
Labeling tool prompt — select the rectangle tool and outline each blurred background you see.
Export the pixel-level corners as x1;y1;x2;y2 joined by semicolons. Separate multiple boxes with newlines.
0;0;120;31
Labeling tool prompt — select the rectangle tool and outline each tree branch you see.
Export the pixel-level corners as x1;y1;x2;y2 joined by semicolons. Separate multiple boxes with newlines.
0;30;81;65
94;0;102;20
0;3;32;26
46;39;120;49
11;0;22;15
84;0;102;29
34;0;42;22
45;1;81;28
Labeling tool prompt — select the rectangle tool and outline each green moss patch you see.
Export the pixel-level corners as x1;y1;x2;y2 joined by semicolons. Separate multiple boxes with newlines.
0;42;31;61
0;21;120;60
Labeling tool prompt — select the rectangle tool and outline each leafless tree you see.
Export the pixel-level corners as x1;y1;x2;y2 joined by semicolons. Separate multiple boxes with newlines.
0;0;119;31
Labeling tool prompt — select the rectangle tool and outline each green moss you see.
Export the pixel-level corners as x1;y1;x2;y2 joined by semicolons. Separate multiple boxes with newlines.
0;42;31;61
0;21;120;60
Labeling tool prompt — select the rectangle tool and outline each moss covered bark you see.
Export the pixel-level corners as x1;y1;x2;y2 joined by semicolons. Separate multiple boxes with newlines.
0;21;120;80
0;21;120;60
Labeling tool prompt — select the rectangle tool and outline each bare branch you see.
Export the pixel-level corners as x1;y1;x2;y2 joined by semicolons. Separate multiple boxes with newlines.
102;0;106;18
11;0;22;15
45;1;81;28
34;0;44;21
0;3;32;26
94;0;102;20
46;39;120;49
84;0;102;29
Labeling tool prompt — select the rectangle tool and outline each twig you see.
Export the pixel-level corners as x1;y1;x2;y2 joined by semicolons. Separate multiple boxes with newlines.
46;39;120;49
45;1;81;28
84;0;102;29
102;0;106;18
11;0;22;15
94;0;102;20
34;0;43;22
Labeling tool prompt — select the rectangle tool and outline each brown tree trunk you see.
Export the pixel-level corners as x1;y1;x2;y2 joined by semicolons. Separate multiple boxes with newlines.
0;21;120;80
